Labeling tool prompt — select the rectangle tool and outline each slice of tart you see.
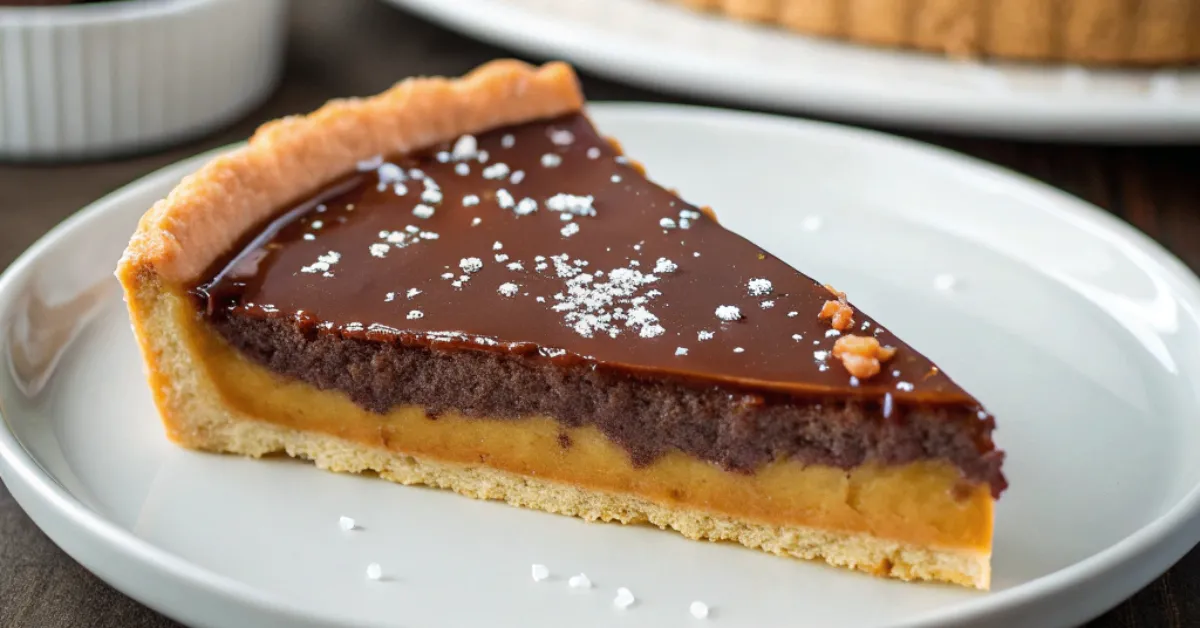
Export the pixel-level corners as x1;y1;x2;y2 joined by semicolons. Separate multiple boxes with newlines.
117;60;1005;589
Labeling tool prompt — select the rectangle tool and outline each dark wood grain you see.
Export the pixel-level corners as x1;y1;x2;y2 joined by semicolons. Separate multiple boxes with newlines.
2;1;1198;626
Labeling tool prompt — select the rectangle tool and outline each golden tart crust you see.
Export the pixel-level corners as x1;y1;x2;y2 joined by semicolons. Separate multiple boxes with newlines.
667;0;1200;65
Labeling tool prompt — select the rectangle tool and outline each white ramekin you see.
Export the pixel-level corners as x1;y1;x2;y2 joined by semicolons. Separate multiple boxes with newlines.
0;0;287;161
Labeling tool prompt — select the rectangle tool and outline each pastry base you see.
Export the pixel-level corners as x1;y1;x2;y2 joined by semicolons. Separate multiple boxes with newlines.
121;275;992;589
667;0;1200;66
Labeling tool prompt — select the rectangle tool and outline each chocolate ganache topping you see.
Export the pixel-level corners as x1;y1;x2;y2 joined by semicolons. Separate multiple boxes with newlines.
195;113;1005;496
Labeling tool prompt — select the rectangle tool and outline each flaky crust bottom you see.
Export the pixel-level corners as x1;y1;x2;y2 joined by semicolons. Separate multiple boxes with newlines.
666;0;1200;65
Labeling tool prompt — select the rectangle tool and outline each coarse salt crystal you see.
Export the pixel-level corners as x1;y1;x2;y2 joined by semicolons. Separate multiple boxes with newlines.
568;573;592;589
482;163;510;180
510;170;525;184
515;197;538;215
690;601;710;619
300;251;341;276
715;305;742;321
561;222;580;237
654;258;677;273
498;282;519;297
460;257;483;273
660;217;676;229
611;174;622;183
366;563;382;580
698;330;714;341
531;564;550;582
748;278;773;296
407;288;421;299
452;134;477;160
407;310;424;320
463;194;480;207
497;189;515;209
586;147;601;159
788;311;798;317
338;516;356;531
733;347;745;353
454;162;470;176
413;204;435;219
356;155;383;171
501;133;515;148
541;153;562;168
897;381;915;392
613;587;635;609
546;193;595;216
675;347;688;356
549;128;575;145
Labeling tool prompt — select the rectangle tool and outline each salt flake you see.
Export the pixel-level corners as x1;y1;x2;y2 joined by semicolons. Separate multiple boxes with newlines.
715;305;742;321
748;278;773;296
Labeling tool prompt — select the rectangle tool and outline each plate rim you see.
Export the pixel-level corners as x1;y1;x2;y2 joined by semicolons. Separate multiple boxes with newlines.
380;0;1200;143
2;102;1200;628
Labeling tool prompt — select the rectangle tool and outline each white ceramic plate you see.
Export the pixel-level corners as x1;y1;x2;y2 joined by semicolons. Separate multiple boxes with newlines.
382;0;1200;143
3;104;1200;628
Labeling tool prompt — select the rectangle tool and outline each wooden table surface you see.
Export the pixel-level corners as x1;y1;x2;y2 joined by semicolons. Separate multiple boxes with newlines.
2;1;1199;626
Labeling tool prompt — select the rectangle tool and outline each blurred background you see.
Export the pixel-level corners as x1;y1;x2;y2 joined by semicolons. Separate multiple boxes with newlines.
0;0;1197;626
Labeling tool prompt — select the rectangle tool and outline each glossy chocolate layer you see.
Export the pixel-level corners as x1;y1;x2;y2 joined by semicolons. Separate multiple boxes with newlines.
195;113;1005;495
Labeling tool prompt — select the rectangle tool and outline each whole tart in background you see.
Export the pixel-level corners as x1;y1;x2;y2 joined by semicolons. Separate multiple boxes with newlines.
665;0;1200;66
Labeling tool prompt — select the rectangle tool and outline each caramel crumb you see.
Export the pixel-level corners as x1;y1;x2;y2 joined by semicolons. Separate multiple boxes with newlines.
832;335;897;379
819;284;855;331
819;299;855;331
697;205;718;221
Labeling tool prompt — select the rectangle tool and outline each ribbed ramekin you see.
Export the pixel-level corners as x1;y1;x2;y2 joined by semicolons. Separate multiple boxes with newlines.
0;0;287;161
